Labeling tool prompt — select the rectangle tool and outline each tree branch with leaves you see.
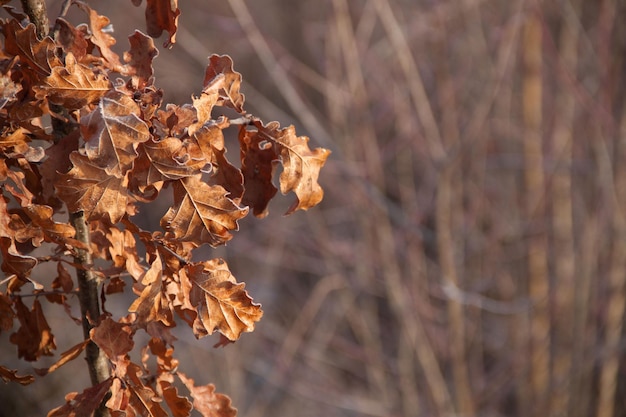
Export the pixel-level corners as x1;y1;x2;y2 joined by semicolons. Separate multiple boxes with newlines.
0;1;329;416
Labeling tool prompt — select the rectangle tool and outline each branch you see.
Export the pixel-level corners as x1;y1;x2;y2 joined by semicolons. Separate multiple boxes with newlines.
20;0;49;38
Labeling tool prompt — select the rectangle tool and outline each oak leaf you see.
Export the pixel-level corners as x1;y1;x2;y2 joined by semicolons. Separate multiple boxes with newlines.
143;0;180;48
54;18;89;62
82;90;150;177
238;125;279;218
161;176;248;247
178;373;236;417
181;259;262;341
10;298;56;361
160;379;193;417
2;19;61;77
0;237;38;281
55;152;130;223
0;365;34;385
260;122;330;215
75;2;124;72
0;293;14;332
123;30;159;89
129;255;173;327
203;55;244;113
90;316;135;360
34;52;110;110
35;339;89;376
47;378;114;417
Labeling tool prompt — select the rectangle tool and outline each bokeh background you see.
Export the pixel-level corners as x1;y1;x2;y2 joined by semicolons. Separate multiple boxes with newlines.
2;0;626;416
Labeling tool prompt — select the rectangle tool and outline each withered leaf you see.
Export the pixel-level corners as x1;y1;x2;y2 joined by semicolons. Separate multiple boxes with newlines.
160;379;193;417
259;122;330;214
0;72;21;110
129;255;173;327
56;152;130;223
90;316;134;360
47;378;114;417
0;237;38;280
10;298;56;361
123;30;158;89
203;55;244;113
0;127;30;157
144;0;180;48
2;19;61;76
182;259;262;341
106;227;144;280
178;373;237;417
54;18;89;61
161;176;248;247
0;293;15;332
35;339;89;376
0;365;34;385
238;125;279;218
34;52;110;110
75;2;124;72
142;136;209;181
82;90;150;177
23;204;77;244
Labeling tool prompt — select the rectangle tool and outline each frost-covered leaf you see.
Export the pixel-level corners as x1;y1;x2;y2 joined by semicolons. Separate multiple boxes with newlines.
161;176;248;247
34;52;110;110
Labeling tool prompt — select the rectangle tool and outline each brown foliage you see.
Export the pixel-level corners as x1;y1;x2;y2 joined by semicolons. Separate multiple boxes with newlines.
0;1;328;416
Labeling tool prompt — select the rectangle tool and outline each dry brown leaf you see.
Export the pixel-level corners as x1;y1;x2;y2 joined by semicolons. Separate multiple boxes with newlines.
160;379;193;417
90;316;135;360
203;55;244;113
34;52;110;110
75;2;124;72
161;176;248;247
47;378;113;417
82;90;150;177
128;255;173;327
178;373;237;417
0;293;15;332
238;125;279;218
56;152;130;223
0;365;34;385
0;237;38;280
35;339;89;376
259;122;330;214
23;204;76;244
144;0;180;48
54;18;89;62
2;19;61;77
10;298;56;361
182;259;262;341
123;30;159;89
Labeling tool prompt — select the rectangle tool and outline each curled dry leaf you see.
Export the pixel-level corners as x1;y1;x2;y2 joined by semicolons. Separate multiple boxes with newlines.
2;19;61;77
123;30;159;89
129;255;174;327
75;1;124;72
144;0;181;48
47;378;114;417
161;176;248;247
34;52;110;110
178;373;237;417
10;298;56;361
82;90;150;177
181;259;262;341
56;152;130;223
203;55;245;113
0;365;34;385
90;316;135;360
35;339;89;376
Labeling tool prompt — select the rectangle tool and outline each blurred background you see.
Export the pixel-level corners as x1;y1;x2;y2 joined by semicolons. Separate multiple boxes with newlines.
2;0;626;416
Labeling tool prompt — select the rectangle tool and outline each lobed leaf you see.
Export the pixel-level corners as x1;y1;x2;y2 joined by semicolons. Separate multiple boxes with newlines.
0;365;34;385
203;55;245;113
178;373;237;417
10;298;56;361
48;378;114;417
34;52;110;110
161;176;248;247
82;90;150;177
143;0;180;48
181;259;262;341
90;316;135;360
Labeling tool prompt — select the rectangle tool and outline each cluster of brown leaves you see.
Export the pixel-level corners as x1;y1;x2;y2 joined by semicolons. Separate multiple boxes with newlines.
0;1;329;416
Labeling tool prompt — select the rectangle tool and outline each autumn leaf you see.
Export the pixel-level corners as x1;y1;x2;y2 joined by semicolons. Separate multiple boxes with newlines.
129;255;174;327
90;316;135;360
181;259;262;341
55;152;130;223
0;365;34;385
178;373;237;417
10;298;56;361
2;19;61;77
203;55;245;113
238;124;279;218
75;2;124;72
161;176;248;247
261;122;330;214
0;237;38;281
123;30;159;89
48;378;113;417
54;18;89;62
35;339;89;376
23;204;78;245
82;90;150;177
34;52;110;110
0;293;14;332
143;0;180;48
160;379;193;417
